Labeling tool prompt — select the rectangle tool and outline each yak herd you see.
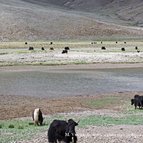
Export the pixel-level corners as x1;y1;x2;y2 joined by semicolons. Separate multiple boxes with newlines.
26;41;141;54
32;108;78;143
32;94;140;143
32;93;141;143
28;45;70;54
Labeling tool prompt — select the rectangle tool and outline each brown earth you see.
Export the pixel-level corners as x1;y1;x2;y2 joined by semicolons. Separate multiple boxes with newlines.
19;125;143;143
0;91;140;120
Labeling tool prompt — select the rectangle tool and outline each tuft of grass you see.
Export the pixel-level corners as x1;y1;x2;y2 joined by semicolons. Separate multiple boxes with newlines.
28;122;34;125
0;116;64;143
18;125;24;129
8;124;15;128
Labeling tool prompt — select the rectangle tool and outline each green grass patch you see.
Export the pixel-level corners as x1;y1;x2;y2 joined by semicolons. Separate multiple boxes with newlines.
0;119;47;143
0;114;65;143
79;115;143;128
1;112;143;142
0;124;3;128
84;96;120;109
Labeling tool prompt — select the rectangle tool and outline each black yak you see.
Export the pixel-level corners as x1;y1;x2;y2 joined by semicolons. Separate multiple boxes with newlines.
62;49;68;54
135;46;138;50
131;95;143;109
50;42;53;45
65;47;70;50
48;119;78;143
41;47;45;50
29;47;34;50
50;47;54;51
121;47;125;51
101;46;106;50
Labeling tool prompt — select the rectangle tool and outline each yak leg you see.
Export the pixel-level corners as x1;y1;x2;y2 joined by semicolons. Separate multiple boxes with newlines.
73;136;77;143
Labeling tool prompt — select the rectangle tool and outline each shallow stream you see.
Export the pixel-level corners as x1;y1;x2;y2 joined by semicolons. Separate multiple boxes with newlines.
0;66;142;97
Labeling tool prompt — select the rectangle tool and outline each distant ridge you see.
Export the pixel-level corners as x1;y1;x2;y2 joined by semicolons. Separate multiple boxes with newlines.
25;0;143;27
0;0;143;41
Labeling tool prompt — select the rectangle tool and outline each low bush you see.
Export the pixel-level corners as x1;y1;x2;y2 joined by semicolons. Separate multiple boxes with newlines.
8;124;14;128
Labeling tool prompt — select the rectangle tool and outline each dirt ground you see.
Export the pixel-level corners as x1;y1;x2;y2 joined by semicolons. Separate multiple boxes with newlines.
0;91;137;120
19;125;143;143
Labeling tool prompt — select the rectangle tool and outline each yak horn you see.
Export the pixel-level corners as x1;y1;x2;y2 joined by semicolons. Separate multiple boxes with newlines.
77;120;80;123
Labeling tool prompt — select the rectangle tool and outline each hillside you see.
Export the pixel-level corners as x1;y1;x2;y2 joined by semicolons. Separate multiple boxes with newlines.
23;0;143;26
0;0;143;41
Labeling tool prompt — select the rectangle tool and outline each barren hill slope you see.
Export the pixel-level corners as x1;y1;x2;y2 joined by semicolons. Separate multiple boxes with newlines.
34;0;143;27
0;0;143;41
25;0;143;26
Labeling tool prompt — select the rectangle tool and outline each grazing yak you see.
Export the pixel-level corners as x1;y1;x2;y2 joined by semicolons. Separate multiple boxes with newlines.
50;47;54;51
41;47;45;50
62;49;68;54
131;95;143;109
101;46;106;50
48;119;78;143
65;47;70;50
29;47;34;50
121;47;125;51
50;42;53;45
135;46;140;53
135;46;138;50
32;108;44;126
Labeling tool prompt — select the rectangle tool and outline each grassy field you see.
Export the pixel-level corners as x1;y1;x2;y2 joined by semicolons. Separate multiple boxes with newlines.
0;40;142;66
1;114;143;143
0;40;143;55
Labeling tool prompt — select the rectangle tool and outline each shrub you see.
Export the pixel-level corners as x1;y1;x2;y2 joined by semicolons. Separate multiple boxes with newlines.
29;122;34;125
8;124;14;128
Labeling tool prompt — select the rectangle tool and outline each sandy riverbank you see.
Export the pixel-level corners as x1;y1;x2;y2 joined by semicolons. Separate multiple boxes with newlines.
0;51;143;66
0;62;143;72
